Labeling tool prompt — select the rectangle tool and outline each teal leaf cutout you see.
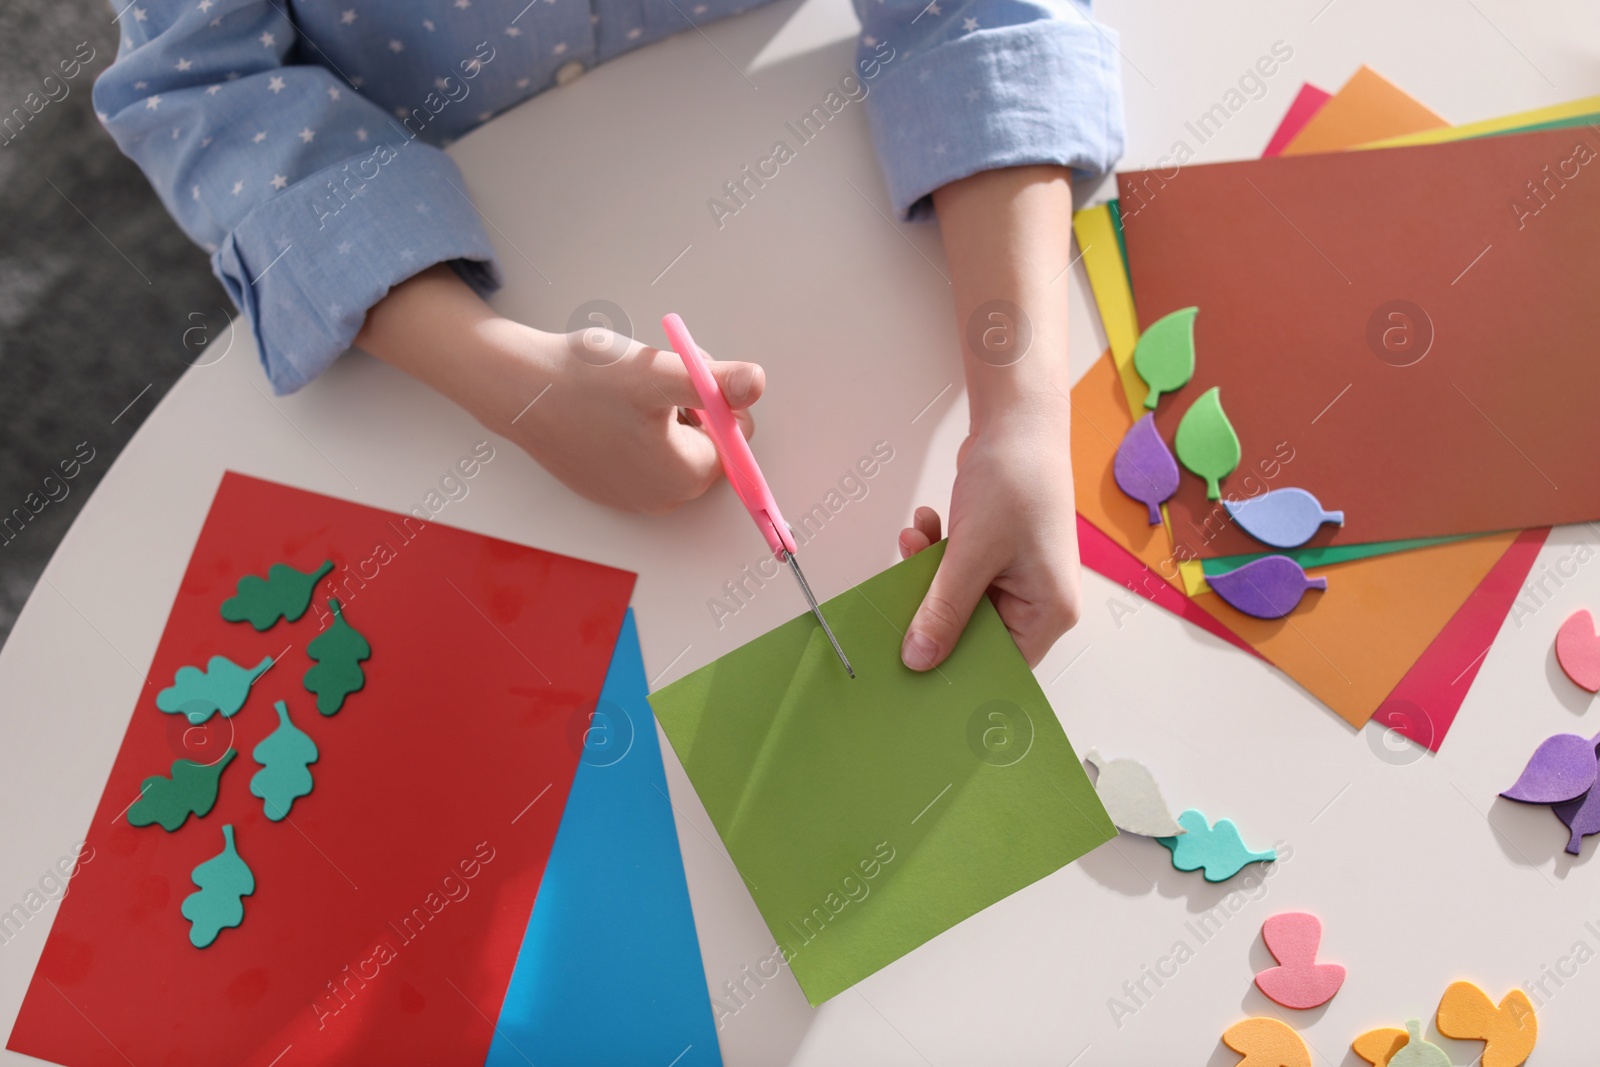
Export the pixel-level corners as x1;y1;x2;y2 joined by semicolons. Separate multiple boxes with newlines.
1133;306;1198;410
250;701;318;821
1155;809;1275;882
304;597;370;716
221;559;334;631
156;654;273;724
1174;386;1241;500
128;750;237;832
181;823;255;948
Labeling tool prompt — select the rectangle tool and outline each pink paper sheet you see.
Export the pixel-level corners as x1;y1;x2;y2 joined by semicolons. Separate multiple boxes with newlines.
1263;83;1334;158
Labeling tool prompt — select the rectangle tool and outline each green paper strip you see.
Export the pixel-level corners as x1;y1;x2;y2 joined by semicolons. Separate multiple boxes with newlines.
649;542;1115;1006
1200;534;1475;577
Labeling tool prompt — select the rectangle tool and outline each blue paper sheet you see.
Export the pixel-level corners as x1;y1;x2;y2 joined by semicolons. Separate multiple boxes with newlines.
486;610;722;1066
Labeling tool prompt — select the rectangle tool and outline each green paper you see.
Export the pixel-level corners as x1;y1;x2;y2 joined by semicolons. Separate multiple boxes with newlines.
127;750;237;832
1200;534;1475;577
1174;386;1240;500
1389;1019;1451;1067
250;701;318;821
221;559;333;631
649;542;1115;1006
1133;306;1198;409
155;654;272;724
181;824;254;948
303;597;370;715
1155;809;1275;882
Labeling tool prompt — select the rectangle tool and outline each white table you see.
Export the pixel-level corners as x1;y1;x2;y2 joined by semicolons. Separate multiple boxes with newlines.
5;1;1599;1062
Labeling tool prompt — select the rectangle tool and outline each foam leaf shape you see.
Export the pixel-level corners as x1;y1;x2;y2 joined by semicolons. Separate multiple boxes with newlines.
127;750;237;832
1174;386;1240;500
1552;782;1600;855
303;597;371;715
1253;911;1345;1009
1134;306;1198;410
1221;1017;1310;1067
1084;749;1185;837
1223;488;1345;549
1207;556;1328;619
250;700;318;821
221;559;333;631
155;654;272;725
1500;731;1600;804
1555;609;1600;692
1435;981;1537;1067
181;824;254;948
1388;1019;1450;1067
1156;809;1276;882
1352;1028;1408;1067
1114;414;1181;524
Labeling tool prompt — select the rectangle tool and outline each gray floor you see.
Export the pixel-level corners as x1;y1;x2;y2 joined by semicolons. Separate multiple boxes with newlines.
0;1;226;645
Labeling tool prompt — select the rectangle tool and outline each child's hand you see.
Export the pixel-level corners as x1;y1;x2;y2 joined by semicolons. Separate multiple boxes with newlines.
354;264;764;514
897;398;1081;670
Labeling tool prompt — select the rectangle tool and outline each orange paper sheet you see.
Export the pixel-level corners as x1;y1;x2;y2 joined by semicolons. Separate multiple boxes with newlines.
1071;354;1515;728
1280;66;1447;155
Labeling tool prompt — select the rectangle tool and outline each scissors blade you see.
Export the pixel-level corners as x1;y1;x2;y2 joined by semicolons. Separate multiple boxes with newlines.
784;552;855;679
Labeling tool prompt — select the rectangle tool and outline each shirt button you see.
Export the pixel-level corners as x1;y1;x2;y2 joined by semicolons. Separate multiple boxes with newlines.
556;60;586;85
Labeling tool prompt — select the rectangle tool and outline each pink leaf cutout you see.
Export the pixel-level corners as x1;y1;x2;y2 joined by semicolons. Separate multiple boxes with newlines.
1556;609;1600;693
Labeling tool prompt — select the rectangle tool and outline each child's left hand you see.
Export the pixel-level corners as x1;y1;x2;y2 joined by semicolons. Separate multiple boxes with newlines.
896;397;1081;670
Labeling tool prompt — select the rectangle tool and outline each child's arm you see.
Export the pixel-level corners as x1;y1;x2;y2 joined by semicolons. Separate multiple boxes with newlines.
354;264;767;514
898;165;1079;670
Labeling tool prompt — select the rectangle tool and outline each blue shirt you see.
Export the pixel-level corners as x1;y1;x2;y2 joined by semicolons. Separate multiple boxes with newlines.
96;0;1124;393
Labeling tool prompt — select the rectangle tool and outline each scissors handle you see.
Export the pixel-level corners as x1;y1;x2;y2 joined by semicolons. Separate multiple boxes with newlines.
662;314;796;559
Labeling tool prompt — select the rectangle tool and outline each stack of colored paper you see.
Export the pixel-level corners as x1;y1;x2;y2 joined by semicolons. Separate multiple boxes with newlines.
1073;68;1600;749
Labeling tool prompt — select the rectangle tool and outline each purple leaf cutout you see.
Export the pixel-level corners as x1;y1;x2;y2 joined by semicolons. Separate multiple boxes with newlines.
1114;413;1180;525
1501;732;1600;804
1552;783;1600;855
1206;555;1327;619
1222;487;1344;549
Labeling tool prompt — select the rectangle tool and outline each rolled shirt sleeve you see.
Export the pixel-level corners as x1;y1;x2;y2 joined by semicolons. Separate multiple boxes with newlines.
94;0;501;394
852;0;1126;219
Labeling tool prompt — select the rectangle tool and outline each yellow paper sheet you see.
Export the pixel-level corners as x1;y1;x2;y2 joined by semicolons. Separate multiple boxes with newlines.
1364;94;1600;148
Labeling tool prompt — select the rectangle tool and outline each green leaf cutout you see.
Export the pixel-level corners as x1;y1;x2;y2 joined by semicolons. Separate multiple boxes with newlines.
304;597;370;716
250;701;318;821
1174;386;1240;500
127;750;237;832
181;823;254;948
1133;306;1198;410
221;559;334;631
156;654;272;724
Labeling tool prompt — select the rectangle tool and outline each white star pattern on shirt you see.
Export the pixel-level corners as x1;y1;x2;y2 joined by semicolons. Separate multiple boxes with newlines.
933;141;946;154
96;110;109;122
267;75;285;92
122;37;132;49
515;77;530;88
145;94;162;109
201;136;212;146
192;184;201;199
552;41;567;53
252;130;266;142
298;127;315;143
478;110;491;121
210;17;222;26
423;19;436;31
388;39;404;52
337;241;352;254
962;16;978;30
453;0;470;8
340;8;356;23
176;57;193;70
355;127;368;140
415;202;430;215
171;126;181;138
134;80;148;89
259;31;275;47
231;179;244;195
965;87;980;102
462;58;481;73
693;3;707;11
270;174;287;189
434;77;449;90
197;0;213;10
350;75;364;87
924;1;940;13
206;84;221;95
626;26;641;38
132;6;148;20
504;26;521;36
327;86;341;100
399;248;416;259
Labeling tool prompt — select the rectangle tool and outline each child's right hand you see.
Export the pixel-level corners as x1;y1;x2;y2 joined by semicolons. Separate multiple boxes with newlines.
355;264;765;514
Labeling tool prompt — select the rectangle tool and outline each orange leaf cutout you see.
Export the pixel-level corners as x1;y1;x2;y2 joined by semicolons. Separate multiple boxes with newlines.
1352;1027;1409;1067
1435;981;1537;1067
1222;1017;1311;1067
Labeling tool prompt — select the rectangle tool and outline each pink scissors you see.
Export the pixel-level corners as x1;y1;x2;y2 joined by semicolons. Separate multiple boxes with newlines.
662;313;855;678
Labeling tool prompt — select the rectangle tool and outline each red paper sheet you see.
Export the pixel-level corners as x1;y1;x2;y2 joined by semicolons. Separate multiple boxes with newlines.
10;472;635;1066
1121;127;1600;558
1264;83;1333;158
